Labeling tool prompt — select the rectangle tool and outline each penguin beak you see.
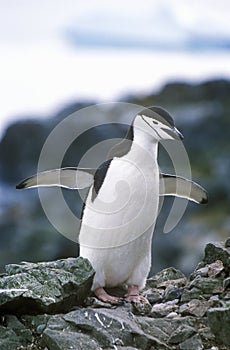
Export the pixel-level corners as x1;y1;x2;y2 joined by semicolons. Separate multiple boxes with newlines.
173;127;184;141
162;127;184;141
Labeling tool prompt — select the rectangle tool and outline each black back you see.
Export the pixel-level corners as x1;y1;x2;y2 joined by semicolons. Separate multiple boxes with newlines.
92;159;113;201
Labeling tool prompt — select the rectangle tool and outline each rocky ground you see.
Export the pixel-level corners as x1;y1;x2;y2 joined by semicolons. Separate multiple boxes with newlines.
0;238;230;350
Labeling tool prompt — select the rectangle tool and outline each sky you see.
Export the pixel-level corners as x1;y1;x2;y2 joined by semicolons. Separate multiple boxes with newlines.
0;0;230;137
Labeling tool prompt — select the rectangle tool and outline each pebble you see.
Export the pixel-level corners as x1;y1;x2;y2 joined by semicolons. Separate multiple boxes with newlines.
151;299;179;317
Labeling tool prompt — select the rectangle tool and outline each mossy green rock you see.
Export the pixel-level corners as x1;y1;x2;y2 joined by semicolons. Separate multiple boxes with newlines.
0;257;94;315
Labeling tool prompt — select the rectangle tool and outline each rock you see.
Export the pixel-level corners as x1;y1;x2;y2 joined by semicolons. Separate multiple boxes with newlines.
198;326;216;348
166;311;178;318
179;299;209;317
0;257;94;315
143;288;163;304
0;314;39;349
225;238;230;247
208;295;222;308
207;260;225;278
203;240;230;272
42;315;100;350
151;300;179;317
223;293;230;301
146;268;187;305
189;277;223;295
85;296;118;309
179;334;204;350
1;239;230;349
191;260;224;280
168;324;196;344
223;277;230;290
164;284;182;302
180;286;201;302
130;299;152;316
0;326;23;350
151;267;187;287
207;306;230;346
61;307;169;349
181;277;223;302
137;315;196;345
191;265;209;279
4;315;33;344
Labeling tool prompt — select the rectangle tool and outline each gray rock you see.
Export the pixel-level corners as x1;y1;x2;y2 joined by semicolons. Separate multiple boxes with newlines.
143;288;164;304
223;292;230;301
180;286;202;302
223;277;230;290
152;267;187;287
179;334;204;350
85;296;119;309
0;257;94;314
191;265;209;279
189;276;223;295
191;260;224;280
207;306;230;346
42;315;100;350
225;237;230;247
4;315;33;344
168;324;196;344
130;299;152;315
0;314;42;349
181;276;223;302
62;307;169;349
0;326;22;350
204;241;230;272
151;300;179;317
198;326;216;348
137;316;196;344
207;260;225;278
113;348;140;350
208;295;221;307
146;268;187;305
179;299;209;317
164;284;182;301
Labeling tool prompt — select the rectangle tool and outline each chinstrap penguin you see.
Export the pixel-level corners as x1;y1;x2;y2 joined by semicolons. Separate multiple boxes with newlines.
17;106;208;303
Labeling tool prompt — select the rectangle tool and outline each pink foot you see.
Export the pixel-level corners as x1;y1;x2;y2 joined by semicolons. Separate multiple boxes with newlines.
125;284;148;303
94;287;120;304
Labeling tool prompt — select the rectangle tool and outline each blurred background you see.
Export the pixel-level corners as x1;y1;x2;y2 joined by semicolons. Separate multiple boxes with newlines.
0;0;230;276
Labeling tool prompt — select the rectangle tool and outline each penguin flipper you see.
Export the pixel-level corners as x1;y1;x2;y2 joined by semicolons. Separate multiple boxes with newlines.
160;173;208;204
16;168;96;190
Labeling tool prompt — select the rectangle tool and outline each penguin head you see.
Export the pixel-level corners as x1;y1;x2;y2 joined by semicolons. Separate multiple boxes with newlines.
134;106;183;141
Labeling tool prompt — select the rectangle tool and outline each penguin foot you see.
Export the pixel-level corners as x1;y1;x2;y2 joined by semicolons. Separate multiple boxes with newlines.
125;284;148;303
94;287;121;304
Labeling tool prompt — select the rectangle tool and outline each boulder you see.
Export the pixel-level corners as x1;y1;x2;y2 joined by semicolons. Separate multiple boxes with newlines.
203;240;230;272
0;257;94;315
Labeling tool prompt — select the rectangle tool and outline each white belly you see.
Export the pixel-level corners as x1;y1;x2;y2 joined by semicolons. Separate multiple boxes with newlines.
79;155;159;290
80;226;153;289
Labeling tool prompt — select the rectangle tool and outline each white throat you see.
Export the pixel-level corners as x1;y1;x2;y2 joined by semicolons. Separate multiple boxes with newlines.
128;125;159;162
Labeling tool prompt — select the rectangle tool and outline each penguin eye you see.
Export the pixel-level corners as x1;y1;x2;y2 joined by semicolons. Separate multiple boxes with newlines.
152;120;158;125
